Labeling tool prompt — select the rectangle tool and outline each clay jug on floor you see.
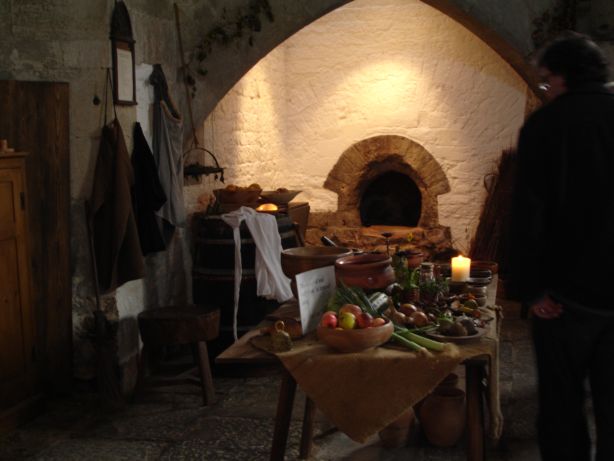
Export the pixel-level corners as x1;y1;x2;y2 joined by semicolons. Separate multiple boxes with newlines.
418;387;466;447
378;407;415;449
414;372;458;415
438;372;459;390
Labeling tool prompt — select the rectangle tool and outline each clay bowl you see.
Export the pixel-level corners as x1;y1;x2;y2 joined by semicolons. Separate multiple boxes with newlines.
260;190;302;205
335;253;396;290
281;246;353;298
395;249;425;269
317;320;393;353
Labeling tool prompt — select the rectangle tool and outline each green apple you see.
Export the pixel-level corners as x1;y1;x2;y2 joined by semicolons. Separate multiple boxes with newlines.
339;312;357;330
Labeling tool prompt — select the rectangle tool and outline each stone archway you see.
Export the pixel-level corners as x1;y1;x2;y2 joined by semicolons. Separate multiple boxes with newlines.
324;135;450;228
187;0;546;142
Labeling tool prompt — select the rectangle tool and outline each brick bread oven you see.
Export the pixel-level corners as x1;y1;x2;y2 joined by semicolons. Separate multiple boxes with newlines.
191;0;530;258
306;135;453;256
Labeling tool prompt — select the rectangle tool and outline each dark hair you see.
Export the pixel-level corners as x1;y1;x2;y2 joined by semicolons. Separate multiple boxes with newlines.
537;31;610;89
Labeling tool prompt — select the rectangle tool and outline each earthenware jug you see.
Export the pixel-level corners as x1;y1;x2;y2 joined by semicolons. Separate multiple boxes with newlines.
418;386;466;447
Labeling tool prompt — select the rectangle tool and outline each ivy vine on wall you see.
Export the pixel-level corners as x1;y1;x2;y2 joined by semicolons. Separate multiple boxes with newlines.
185;0;274;98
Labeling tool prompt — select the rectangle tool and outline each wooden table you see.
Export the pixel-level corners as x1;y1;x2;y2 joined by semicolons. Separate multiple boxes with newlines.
217;318;495;461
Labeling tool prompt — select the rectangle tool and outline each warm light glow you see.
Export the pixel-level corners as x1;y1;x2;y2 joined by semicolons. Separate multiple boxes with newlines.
203;0;529;251
451;255;471;282
351;61;417;111
257;203;279;211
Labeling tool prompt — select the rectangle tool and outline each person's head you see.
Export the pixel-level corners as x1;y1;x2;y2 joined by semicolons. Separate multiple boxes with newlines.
536;31;610;99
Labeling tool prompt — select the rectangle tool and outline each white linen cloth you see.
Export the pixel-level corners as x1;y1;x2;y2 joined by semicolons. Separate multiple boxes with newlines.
221;207;293;340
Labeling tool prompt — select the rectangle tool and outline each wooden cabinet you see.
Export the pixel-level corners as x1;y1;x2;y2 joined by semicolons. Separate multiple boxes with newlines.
0;152;40;431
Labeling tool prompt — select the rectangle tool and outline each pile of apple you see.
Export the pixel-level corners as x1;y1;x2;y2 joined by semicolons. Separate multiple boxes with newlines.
319;303;387;330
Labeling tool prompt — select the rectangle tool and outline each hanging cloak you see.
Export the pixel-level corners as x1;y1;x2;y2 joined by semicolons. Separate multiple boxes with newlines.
89;118;144;293
131;122;167;255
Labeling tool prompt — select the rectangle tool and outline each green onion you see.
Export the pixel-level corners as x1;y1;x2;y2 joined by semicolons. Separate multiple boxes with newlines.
397;330;445;352
391;332;426;352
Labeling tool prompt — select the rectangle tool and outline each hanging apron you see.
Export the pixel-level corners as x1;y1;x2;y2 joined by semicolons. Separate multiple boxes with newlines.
150;64;185;244
89;70;144;292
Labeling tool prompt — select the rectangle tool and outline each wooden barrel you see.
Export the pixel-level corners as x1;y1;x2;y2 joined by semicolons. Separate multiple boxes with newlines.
192;213;298;336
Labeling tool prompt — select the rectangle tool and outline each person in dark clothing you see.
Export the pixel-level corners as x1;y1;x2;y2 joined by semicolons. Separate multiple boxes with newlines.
509;32;614;461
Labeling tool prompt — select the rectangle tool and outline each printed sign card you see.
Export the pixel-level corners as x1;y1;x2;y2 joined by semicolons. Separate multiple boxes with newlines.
295;266;336;334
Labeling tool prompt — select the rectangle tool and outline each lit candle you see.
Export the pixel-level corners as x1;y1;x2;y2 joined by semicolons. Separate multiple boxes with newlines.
451;255;471;282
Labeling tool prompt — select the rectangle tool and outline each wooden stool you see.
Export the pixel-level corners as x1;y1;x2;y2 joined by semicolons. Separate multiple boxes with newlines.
137;304;220;405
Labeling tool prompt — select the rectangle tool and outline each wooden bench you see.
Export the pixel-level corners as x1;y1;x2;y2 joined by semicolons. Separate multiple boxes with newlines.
137;304;220;405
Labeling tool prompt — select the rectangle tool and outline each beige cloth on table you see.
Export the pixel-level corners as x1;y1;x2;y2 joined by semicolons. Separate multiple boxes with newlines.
273;306;504;444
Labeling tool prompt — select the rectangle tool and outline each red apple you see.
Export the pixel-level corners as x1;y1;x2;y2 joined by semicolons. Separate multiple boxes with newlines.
339;312;357;330
356;312;374;329
339;304;363;318
319;311;338;328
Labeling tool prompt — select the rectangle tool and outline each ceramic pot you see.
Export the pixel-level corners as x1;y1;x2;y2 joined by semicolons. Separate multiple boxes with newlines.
415;373;458;415
378;407;415;449
418;387;466;447
335;253;395;290
405;250;424;269
437;372;459;390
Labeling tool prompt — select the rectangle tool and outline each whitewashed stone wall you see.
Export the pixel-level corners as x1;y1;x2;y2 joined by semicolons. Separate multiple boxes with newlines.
192;0;528;252
185;45;287;209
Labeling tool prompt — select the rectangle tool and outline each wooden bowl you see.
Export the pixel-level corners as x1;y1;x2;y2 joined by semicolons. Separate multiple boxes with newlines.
260;190;301;205
281;246;353;298
317;320;394;353
213;187;262;205
335;253;396;290
281;246;354;278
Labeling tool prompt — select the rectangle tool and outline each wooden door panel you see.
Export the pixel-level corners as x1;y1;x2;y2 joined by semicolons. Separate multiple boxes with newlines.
0;238;27;384
0;81;71;394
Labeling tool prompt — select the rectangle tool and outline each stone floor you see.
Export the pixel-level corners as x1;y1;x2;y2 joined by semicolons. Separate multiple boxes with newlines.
1;301;547;460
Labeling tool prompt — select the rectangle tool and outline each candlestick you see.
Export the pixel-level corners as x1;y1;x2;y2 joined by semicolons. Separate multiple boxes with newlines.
451;255;471;282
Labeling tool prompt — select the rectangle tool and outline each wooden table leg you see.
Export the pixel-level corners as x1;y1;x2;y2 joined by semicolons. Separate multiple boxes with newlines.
271;371;297;461
299;397;316;459
466;360;485;461
196;341;216;405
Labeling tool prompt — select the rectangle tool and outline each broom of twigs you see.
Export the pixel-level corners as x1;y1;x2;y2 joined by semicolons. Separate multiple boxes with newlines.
85;201;124;406
469;148;517;275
